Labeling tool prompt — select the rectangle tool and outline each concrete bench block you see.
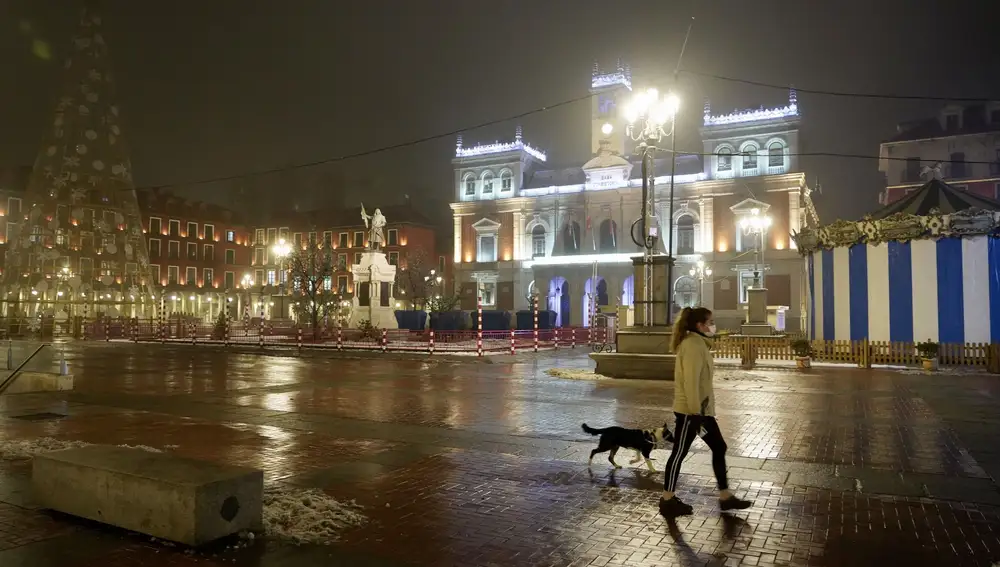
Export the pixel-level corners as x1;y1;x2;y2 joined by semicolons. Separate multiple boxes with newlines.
32;445;263;545
2;371;73;394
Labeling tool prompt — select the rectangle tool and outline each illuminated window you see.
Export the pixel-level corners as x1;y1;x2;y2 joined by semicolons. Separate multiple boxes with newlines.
532;225;546;257
768;142;783;167
225;230;235;242
266;270;276;285
742;144;758;169
203;268;214;287
717;148;732;171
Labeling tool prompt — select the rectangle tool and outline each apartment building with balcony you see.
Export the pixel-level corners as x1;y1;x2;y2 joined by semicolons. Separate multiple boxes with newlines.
879;103;1000;204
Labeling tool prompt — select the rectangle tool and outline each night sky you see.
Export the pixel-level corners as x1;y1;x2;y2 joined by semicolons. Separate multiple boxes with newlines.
1;0;997;226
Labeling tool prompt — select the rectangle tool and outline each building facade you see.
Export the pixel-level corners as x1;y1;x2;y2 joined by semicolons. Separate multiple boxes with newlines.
251;204;449;318
138;189;252;319
879;103;1000;204
449;63;819;331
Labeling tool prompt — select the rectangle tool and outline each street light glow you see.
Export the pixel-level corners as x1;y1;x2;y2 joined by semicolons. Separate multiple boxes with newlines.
601;122;613;136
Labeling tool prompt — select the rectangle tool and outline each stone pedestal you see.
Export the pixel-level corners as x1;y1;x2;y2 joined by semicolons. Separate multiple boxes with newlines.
348;251;398;329
741;287;773;336
590;254;677;380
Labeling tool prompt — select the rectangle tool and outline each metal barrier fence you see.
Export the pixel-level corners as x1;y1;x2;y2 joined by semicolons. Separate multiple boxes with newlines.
36;317;611;355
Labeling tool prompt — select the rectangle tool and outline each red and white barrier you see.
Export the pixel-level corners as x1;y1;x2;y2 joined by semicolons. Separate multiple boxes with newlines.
476;295;483;357
532;295;539;353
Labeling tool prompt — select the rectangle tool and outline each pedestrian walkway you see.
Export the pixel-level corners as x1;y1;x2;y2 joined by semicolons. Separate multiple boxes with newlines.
1;343;999;565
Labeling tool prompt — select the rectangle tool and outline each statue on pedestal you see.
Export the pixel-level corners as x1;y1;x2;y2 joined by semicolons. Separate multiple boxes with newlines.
360;204;386;251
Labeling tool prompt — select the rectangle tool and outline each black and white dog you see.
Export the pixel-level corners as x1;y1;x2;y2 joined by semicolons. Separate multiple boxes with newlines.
582;423;674;471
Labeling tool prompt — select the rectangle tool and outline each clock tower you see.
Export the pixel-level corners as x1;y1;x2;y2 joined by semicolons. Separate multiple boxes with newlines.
590;59;631;156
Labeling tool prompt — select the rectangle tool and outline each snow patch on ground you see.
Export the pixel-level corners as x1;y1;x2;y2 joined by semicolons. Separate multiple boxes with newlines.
117;444;163;453
894;366;990;376
546;368;607;380
0;437;91;460
0;437;168;460
262;487;366;544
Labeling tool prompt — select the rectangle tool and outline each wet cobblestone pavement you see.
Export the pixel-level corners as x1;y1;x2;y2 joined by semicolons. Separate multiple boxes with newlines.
3;343;1000;565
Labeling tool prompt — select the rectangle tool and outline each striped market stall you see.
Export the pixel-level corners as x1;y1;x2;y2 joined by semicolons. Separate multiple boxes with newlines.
794;178;1000;343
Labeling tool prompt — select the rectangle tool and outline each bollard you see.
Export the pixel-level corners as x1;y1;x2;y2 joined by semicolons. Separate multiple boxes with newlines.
381;328;387;353
59;348;69;376
258;321;264;349
476;294;483;357
6;339;12;371
429;328;435;355
159;297;165;344
554;327;559;350
510;328;515;355
297;327;303;351
105;318;110;342
190;321;196;345
132;319;138;343
83;301;89;341
336;320;343;350
224;314;230;347
532;295;539;353
571;327;576;348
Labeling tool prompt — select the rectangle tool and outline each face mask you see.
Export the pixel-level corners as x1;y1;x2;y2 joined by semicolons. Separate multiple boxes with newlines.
705;324;717;336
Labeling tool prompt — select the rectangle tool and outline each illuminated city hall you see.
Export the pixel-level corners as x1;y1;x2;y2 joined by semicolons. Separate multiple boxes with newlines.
449;61;820;332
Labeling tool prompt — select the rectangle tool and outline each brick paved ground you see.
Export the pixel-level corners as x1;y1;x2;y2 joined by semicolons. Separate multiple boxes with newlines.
2;343;1000;565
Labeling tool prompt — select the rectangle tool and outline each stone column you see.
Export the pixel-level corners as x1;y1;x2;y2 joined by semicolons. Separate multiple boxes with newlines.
512;211;523;261
788;191;800;250
700;198;714;253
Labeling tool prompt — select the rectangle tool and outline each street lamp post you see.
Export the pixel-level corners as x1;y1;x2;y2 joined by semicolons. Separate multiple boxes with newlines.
688;260;712;307
624;88;680;326
272;238;291;318
739;208;772;289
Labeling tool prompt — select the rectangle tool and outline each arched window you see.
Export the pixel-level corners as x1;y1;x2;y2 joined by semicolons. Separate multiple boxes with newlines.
531;225;546;257
598;219;617;252
500;170;513;192
742;144;758;169
563;221;581;255
673;276;699;308
717;148;732;171
768;142;784;167
676;215;695;255
464;174;475;196
482;172;494;194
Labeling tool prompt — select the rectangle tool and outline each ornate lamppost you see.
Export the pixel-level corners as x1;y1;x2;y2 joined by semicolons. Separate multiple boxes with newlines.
739;208;771;289
271;238;291;318
623;88;680;326
688;259;712;307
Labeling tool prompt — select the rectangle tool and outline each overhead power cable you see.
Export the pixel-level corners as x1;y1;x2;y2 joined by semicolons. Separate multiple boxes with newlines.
678;69;1000;103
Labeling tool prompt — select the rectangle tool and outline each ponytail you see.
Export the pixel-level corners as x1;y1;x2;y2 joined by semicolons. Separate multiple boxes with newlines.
671;306;712;351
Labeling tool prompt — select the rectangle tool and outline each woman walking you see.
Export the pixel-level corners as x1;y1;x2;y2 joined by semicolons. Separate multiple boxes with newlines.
659;307;752;517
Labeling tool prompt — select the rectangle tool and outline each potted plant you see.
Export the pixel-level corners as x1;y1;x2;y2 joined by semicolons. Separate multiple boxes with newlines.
916;340;939;370
790;338;813;369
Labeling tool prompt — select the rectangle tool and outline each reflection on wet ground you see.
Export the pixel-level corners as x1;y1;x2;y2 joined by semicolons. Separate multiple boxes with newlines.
1;342;1000;565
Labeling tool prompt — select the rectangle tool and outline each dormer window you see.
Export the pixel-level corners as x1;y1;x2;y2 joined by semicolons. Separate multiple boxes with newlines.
717;148;732;171
500;171;512;191
742;144;758;169
482;172;494;194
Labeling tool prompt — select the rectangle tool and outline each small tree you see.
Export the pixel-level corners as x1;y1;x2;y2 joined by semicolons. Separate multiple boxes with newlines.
287;235;335;334
394;249;444;310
